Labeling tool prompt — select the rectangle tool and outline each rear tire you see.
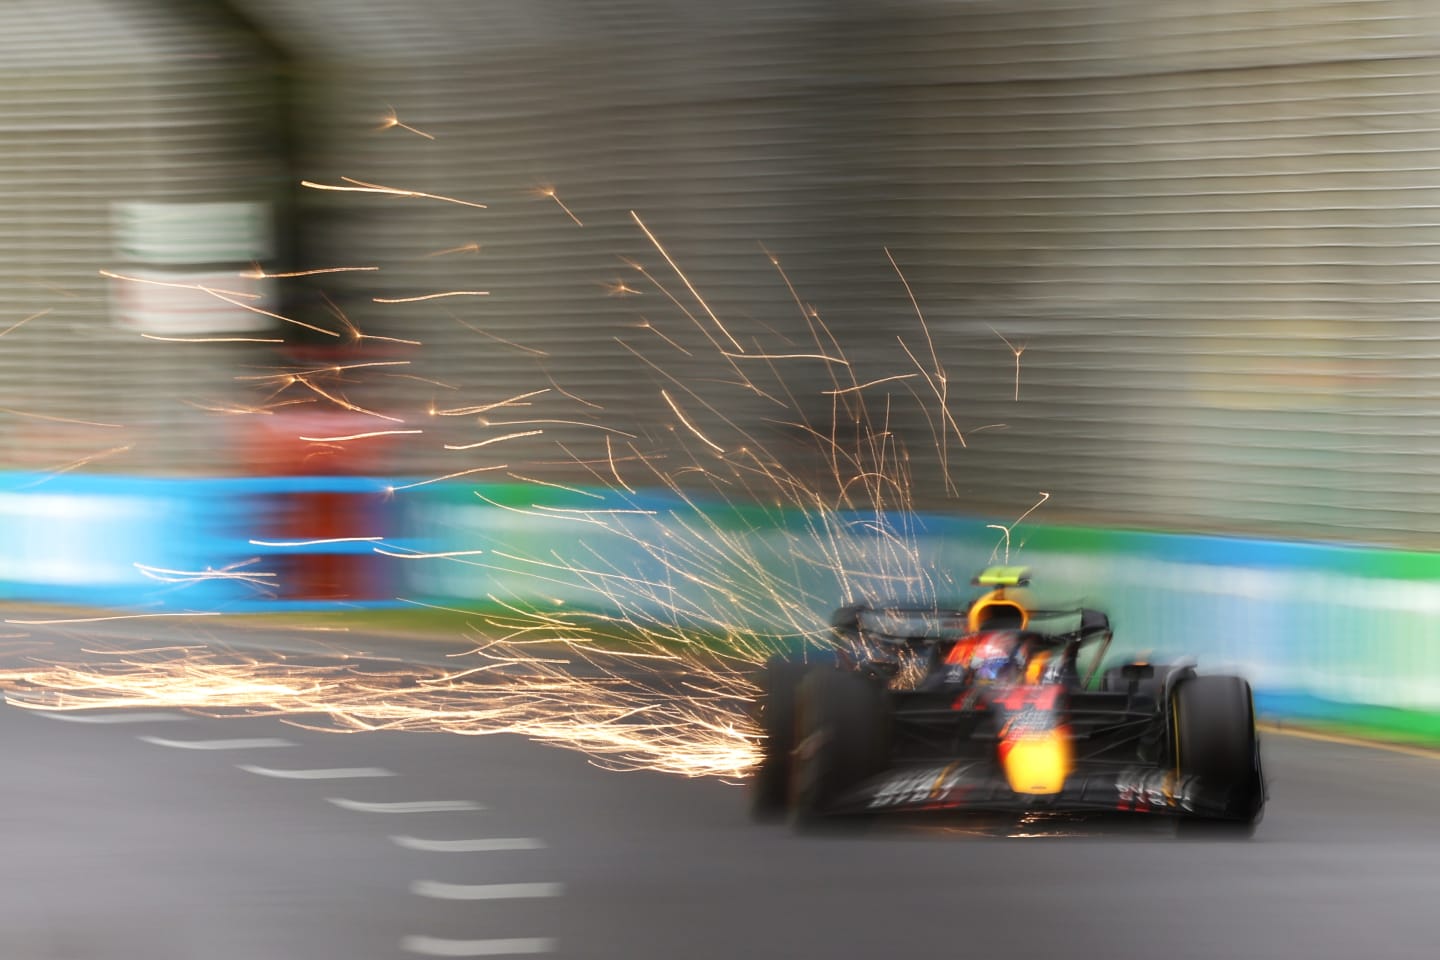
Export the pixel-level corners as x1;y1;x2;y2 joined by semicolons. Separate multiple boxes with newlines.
749;657;807;820
789;667;889;828
1172;675;1264;835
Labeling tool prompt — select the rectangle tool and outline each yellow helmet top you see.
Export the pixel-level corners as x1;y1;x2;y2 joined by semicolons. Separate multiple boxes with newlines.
967;591;1031;632
967;566;1033;632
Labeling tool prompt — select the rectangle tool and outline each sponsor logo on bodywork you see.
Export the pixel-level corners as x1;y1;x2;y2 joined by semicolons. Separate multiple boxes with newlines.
1114;768;1197;812
868;762;978;809
949;687;986;712
998;705;1057;740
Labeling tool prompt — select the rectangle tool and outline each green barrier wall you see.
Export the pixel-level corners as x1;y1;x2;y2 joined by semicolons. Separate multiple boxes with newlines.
397;484;1440;741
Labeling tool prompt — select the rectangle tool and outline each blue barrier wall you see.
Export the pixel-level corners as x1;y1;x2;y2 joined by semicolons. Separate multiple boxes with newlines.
4;474;1439;735
0;473;400;611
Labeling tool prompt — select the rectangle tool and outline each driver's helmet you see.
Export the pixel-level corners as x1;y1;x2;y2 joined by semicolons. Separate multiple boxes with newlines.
967;589;1031;633
947;630;1024;683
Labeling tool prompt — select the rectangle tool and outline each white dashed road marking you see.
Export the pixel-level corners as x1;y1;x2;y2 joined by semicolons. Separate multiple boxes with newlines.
411;881;563;901
328;798;484;813
31;710;189;724
391;836;546;852
401;935;556;956
16;683;559;957
237;765;395;780
140;736;295;750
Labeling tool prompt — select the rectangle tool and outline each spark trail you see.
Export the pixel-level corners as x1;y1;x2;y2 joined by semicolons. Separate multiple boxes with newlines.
0;181;1046;784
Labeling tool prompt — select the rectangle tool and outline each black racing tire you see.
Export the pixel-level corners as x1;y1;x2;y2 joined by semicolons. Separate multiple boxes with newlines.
749;657;808;820
789;667;889;828
1172;675;1264;835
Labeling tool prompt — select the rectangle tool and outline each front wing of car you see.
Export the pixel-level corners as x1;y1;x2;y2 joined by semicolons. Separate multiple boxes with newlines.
828;761;1241;820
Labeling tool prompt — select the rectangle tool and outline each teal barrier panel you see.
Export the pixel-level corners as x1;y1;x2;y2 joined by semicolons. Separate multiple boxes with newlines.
3;474;1437;736
396;483;1440;728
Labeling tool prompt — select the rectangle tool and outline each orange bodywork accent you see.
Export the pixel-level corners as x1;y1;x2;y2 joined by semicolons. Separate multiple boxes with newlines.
1024;652;1051;684
944;639;980;666
967;597;1028;632
966;586;1033;632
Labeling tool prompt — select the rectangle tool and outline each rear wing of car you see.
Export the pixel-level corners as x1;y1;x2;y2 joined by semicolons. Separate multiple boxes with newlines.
831;602;1110;647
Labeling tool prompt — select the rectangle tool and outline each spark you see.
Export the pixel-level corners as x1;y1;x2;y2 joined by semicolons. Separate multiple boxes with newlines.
498;476;606;499
14;444;134;487
536;186;583;227
301;177;488;210
431;390;551;417
377;105;436;140
141;334;285;344
3;612;221;626
606;435;636;495
541;371;603;411
985;525;1013;566
423;242;482;258
823;374;919;395
1;177;1050;790
292;377;406;423
636;319;691;356
321;291;423;346
444;430;545;451
2;308;51;338
621;262;709;350
208;292;340;338
385;374;457;390
240;264;380;279
987;492;1051;565
245;361;414;379
99;269;257;301
887;249;967;497
182;399;289;416
660;389;725;455
374;291;489;303
134;561;277;589
447;315;549;357
299;429;424;442
760;244;808;325
719;351;849;365
475;419;636;439
990;327;1027;402
80;644;207;657
630;212;744;353
0;633;772;782
1013;491;1051;533
0;408;124;428
100;270;340;338
387;465;511;492
530;506;659;518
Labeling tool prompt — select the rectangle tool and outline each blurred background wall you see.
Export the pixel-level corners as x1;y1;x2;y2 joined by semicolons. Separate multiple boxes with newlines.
0;0;285;472
5;0;1440;549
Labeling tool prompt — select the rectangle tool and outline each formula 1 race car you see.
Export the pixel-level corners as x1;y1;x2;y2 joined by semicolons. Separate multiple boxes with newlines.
751;567;1265;833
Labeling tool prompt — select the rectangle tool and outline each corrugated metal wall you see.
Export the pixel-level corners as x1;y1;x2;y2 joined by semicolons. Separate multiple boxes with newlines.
829;0;1440;545
0;0;283;472
234;0;842;483
7;0;1440;547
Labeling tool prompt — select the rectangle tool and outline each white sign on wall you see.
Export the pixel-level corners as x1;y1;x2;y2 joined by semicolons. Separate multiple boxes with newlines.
107;200;276;334
112;201;273;265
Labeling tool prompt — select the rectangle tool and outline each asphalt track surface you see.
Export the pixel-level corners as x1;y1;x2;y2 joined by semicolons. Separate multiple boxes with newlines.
3;621;1439;959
